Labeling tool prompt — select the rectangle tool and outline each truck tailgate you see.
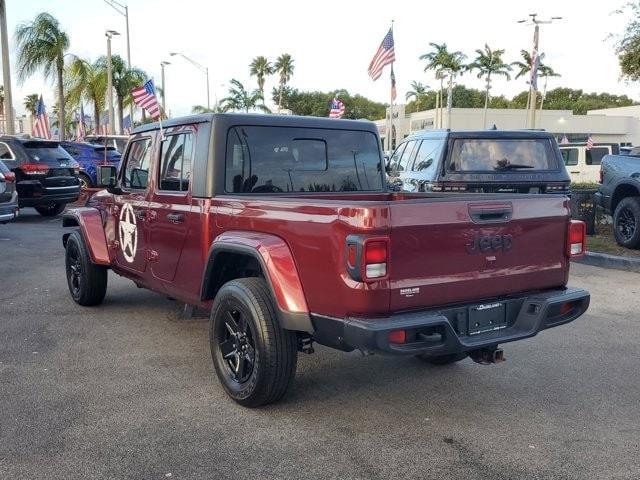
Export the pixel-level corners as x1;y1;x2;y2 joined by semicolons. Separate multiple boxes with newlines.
389;195;570;311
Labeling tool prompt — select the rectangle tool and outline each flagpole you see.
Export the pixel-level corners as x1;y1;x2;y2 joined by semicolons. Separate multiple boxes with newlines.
388;20;394;153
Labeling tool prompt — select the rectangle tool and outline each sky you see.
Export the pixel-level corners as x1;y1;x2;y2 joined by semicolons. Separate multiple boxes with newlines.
3;0;636;118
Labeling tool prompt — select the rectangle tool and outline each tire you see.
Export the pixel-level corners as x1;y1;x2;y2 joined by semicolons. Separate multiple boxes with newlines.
613;197;640;249
415;352;468;365
78;173;93;189
65;230;108;306
35;203;65;217
209;278;297;407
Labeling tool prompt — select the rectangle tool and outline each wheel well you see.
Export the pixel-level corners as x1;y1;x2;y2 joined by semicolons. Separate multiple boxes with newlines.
202;251;264;301
612;184;640;213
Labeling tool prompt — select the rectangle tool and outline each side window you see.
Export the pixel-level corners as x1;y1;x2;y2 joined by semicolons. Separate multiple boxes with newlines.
398;140;418;172
0;142;14;163
586;147;608;166
388;143;406;172
158;133;194;192
413;139;445;177
123;138;153;189
560;148;578;166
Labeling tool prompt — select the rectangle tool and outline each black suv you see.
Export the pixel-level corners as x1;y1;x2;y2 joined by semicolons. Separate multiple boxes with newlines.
0;136;80;216
387;129;570;194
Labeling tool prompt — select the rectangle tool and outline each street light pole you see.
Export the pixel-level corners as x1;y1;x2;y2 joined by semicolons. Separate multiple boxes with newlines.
170;52;210;109
160;61;170;114
0;0;14;134
104;1;132;125
106;30;120;135
517;13;562;129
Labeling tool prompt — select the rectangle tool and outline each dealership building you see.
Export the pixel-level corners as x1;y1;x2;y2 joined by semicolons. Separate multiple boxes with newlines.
375;105;640;151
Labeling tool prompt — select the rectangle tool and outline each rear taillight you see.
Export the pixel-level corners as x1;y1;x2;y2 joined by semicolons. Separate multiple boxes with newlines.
567;220;586;257
3;171;15;183
345;236;389;282
20;163;49;175
364;240;388;279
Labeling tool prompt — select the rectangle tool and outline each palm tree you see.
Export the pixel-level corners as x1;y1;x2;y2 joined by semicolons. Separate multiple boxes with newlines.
405;81;429;102
249;56;273;101
220;79;270;113
64;56;107;129
97;55;146;133
15;13;70;140
274;54;294;111
511;50;560;111
468;44;512;127
24;94;40;116
420;43;465;126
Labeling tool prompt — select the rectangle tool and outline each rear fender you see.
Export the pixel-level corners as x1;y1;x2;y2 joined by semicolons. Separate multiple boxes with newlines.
62;207;110;266
201;231;312;332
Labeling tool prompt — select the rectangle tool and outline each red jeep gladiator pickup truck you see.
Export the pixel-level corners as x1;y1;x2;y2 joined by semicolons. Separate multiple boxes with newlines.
62;114;590;407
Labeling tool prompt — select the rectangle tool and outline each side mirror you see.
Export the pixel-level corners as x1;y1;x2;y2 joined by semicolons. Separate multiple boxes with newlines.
97;165;117;188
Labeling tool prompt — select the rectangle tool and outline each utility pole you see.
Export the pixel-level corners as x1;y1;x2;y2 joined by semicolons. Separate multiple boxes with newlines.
0;0;14;134
106;30;120;135
518;13;562;129
170;52;210;109
160;61;170;114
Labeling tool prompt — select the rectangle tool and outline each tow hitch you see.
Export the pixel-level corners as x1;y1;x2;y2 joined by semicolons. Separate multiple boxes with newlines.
469;347;505;365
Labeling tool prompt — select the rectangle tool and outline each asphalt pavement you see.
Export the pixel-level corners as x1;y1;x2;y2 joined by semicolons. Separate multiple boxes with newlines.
1;209;639;480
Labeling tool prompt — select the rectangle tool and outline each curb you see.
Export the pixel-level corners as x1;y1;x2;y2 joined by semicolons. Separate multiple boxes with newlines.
573;251;640;273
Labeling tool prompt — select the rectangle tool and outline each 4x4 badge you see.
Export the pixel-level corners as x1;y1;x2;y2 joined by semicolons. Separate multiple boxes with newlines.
119;203;138;263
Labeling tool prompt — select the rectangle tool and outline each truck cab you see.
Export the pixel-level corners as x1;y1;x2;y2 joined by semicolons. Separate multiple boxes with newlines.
62;114;590;407
559;142;618;183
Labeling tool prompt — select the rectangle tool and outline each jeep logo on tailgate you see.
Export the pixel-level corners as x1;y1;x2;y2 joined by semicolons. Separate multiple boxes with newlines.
466;233;513;254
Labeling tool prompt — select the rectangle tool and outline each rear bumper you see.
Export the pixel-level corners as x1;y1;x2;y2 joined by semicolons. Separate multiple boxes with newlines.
0;193;19;222
311;287;590;356
594;191;610;213
17;184;81;207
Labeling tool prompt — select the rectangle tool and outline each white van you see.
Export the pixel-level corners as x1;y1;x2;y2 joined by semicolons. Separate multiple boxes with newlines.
559;143;619;183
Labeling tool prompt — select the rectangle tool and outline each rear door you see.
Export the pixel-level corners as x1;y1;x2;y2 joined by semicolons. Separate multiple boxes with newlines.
147;129;194;282
113;135;154;273
388;195;569;311
584;146;609;183
19;141;78;191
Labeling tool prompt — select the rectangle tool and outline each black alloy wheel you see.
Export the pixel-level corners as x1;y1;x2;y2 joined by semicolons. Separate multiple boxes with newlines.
217;307;256;384
617;207;636;241
613;197;640;249
66;240;83;300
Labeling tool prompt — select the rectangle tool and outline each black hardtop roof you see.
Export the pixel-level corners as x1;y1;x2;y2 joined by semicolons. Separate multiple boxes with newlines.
406;129;556;141
132;113;378;135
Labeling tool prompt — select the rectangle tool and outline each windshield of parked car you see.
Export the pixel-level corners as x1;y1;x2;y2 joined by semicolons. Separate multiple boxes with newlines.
225;126;384;193
22;142;75;166
449;138;556;172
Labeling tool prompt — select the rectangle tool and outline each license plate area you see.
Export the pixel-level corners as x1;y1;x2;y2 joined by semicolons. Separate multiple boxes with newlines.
468;302;507;335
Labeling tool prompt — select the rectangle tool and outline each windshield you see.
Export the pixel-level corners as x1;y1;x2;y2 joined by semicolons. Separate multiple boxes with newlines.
449;138;557;172
23;142;75;165
225;126;384;193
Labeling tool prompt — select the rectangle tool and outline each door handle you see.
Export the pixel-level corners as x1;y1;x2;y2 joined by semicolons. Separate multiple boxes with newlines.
468;203;513;223
166;212;184;224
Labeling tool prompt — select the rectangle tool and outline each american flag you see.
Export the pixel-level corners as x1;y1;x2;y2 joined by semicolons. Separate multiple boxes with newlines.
122;114;132;135
76;105;86;142
560;134;569;145
32;96;51;139
132;79;160;119
368;28;395;81
329;98;345;118
586;134;594;150
390;65;397;102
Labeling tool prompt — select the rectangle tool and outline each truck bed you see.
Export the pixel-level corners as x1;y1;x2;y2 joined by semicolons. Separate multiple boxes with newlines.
192;192;571;319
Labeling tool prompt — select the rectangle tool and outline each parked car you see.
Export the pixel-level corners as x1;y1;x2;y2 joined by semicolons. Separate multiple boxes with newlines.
387;129;570;194
619;146;640;156
559;142;619;183
84;135;129;154
596;153;640;248
0;136;81;216
0;159;18;223
60;141;122;188
62;113;590;407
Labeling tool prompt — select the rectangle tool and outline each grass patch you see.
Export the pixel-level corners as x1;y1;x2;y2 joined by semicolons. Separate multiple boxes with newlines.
587;223;640;257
